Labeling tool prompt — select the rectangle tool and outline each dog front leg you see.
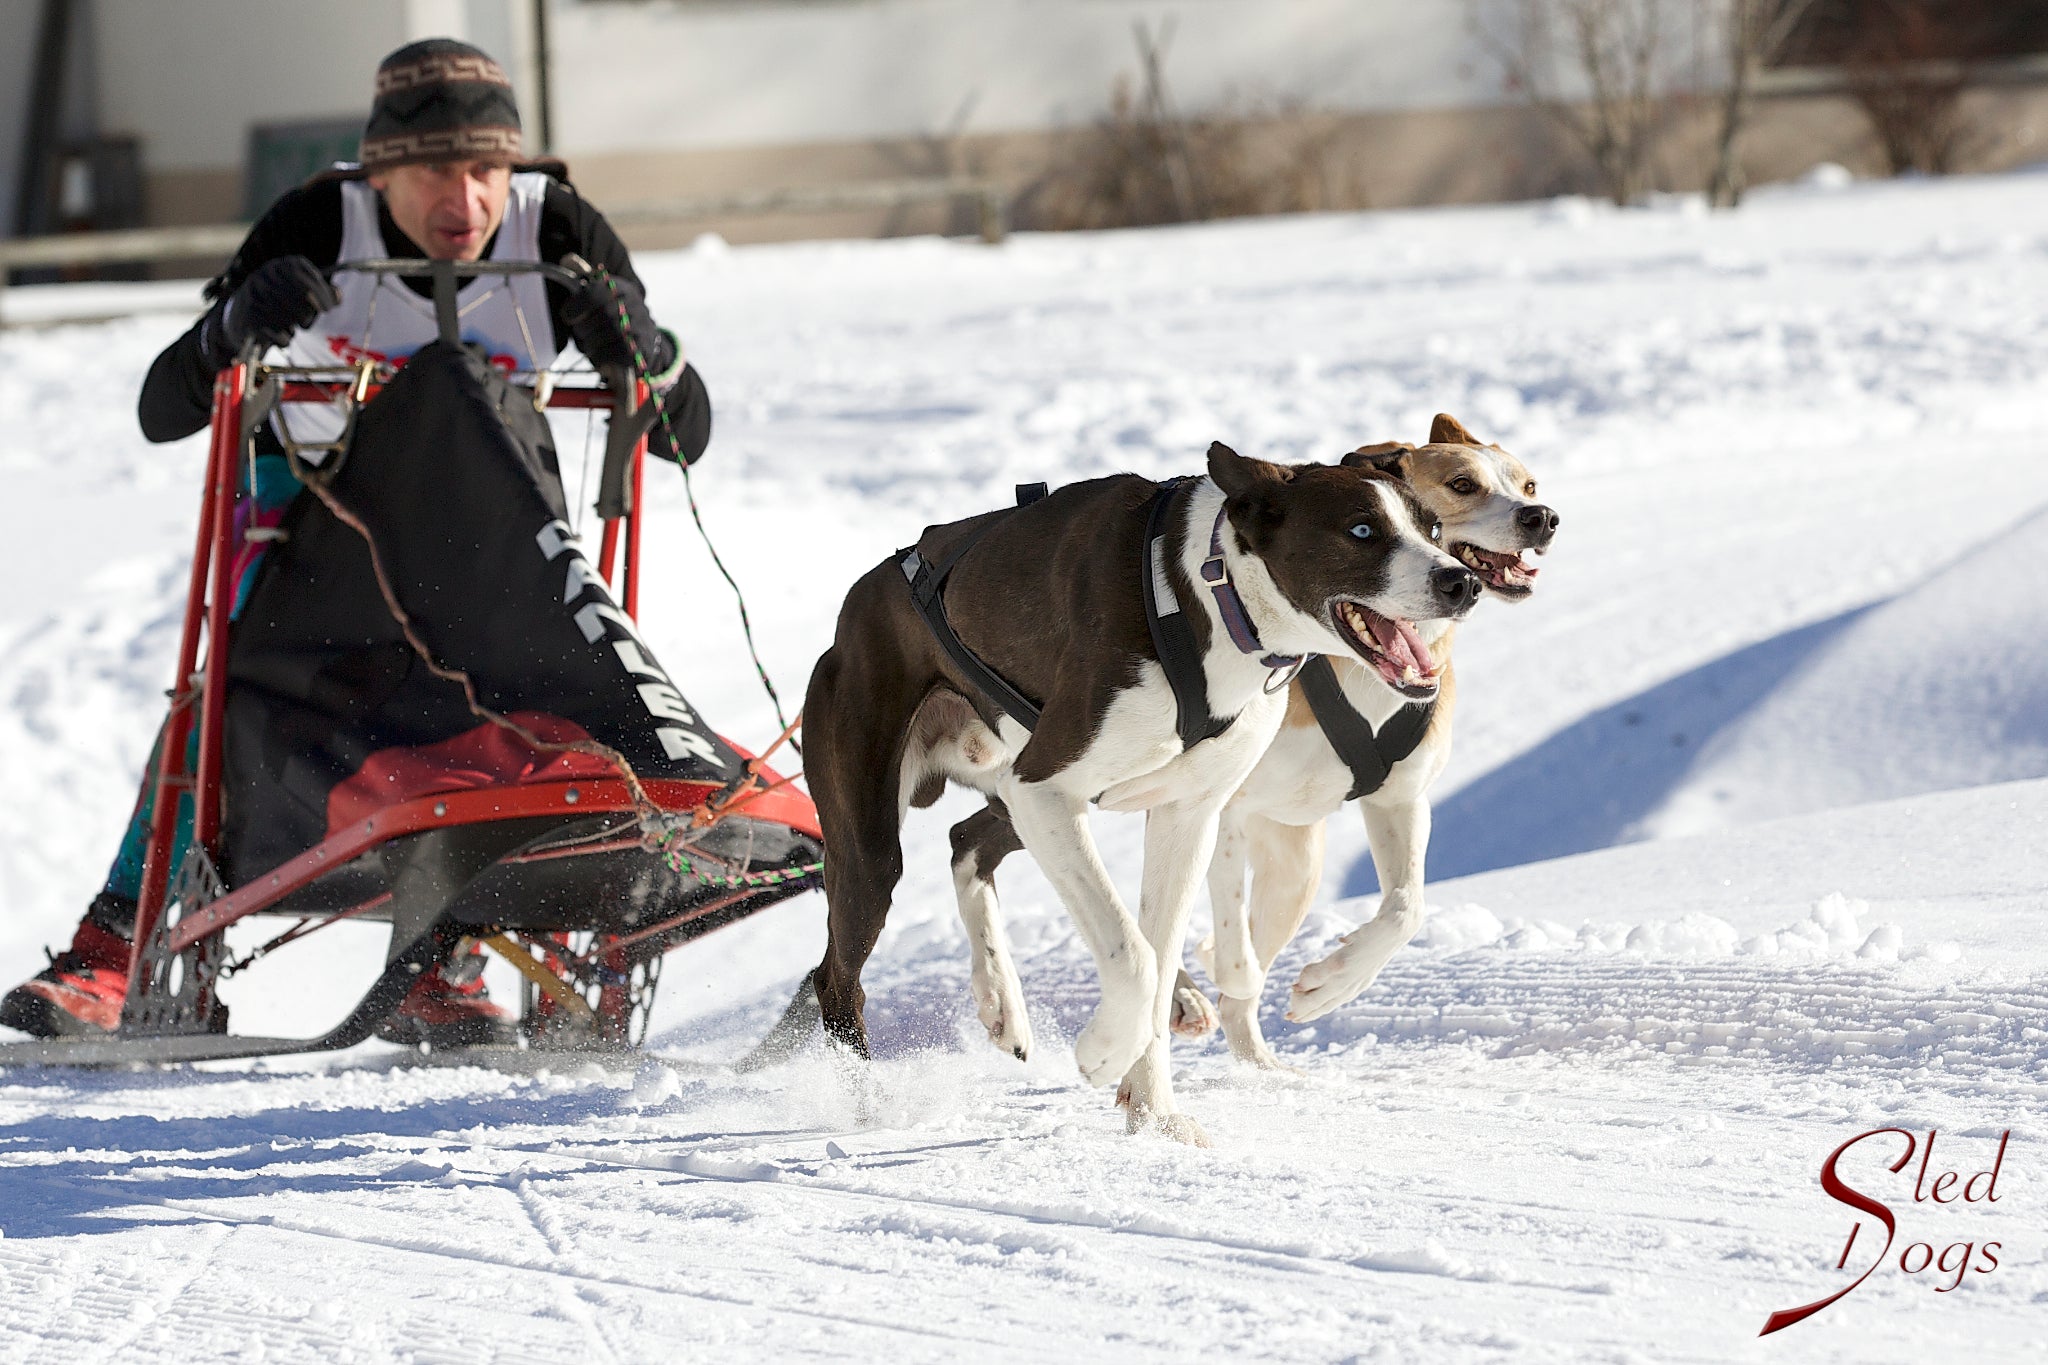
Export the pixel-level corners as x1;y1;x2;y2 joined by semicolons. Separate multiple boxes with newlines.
1198;804;1259;1002
948;801;1033;1062
1287;797;1428;1023
1219;814;1323;1071
1002;781;1156;1088
1117;799;1221;1146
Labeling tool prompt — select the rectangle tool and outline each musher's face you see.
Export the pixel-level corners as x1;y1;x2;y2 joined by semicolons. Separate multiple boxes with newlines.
368;159;512;261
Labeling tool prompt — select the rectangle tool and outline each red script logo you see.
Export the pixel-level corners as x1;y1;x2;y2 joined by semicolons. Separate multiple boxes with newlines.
1760;1127;2010;1336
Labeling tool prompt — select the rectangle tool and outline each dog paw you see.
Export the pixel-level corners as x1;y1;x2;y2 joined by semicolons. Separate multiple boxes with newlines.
972;980;1033;1062
1075;1011;1150;1087
1169;980;1220;1038
1123;1102;1213;1148
983;1005;1033;1063
823;1038;881;1123
1285;949;1371;1023
1234;1040;1307;1076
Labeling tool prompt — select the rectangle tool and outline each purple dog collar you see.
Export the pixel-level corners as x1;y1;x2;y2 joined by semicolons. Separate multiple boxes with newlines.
1201;507;1301;671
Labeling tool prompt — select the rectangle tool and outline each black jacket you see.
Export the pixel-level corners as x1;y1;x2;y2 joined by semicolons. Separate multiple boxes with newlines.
137;174;710;462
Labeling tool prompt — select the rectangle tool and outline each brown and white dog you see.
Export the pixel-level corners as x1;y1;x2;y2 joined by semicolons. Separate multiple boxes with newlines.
792;442;1481;1142
1193;413;1559;1067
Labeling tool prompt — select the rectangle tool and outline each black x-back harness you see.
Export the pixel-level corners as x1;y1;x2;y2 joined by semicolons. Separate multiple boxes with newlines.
898;477;1432;795
898;477;1297;751
1297;656;1435;801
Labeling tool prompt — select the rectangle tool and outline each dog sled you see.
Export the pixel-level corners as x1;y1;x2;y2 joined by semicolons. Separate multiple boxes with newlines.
0;259;821;1068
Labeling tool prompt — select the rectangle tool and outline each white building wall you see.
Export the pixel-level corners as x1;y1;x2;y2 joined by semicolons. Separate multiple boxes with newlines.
86;0;543;172
79;0;1511;175
548;0;1503;156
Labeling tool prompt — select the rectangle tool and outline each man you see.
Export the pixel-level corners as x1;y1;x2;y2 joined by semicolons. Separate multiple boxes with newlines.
2;38;710;1045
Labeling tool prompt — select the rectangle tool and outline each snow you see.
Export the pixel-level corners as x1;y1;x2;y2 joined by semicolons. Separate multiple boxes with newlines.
4;170;2048;1361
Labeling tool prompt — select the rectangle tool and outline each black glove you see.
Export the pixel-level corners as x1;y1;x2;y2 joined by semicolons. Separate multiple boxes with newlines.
648;365;712;467
200;255;340;369
562;270;672;375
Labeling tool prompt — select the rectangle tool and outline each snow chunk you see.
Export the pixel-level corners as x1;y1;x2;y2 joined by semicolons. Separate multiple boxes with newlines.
1413;903;1504;950
626;1060;681;1108
1624;913;1740;956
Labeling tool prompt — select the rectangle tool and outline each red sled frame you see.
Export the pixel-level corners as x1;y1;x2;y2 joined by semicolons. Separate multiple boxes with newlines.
14;262;821;1066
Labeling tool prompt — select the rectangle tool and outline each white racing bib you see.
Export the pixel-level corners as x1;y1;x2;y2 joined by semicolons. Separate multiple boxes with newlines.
275;172;558;448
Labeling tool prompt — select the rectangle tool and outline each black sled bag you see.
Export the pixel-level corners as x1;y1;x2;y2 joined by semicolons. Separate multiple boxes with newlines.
219;341;739;891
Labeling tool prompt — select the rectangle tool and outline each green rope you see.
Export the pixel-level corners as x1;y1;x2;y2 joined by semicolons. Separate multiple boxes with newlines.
599;273;794;739
649;825;822;889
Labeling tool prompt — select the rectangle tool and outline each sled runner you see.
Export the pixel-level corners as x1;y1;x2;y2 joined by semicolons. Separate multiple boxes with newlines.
0;260;821;1067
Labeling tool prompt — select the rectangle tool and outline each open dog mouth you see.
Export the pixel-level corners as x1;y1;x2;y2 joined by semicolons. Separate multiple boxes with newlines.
1452;542;1541;598
1330;600;1440;698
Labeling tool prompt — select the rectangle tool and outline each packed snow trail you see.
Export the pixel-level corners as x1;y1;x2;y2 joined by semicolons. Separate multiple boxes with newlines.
3;171;2047;1361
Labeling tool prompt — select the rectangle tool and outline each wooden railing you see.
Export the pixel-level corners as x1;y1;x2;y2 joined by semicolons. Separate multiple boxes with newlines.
0;176;1008;322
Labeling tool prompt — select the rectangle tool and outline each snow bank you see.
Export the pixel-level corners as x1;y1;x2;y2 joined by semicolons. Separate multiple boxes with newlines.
1644;505;2048;834
1406;892;1949;963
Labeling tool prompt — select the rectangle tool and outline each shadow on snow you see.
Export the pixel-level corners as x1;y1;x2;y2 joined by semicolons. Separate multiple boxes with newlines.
1344;602;1877;896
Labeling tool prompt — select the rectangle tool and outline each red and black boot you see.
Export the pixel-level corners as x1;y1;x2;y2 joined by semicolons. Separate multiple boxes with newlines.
0;894;138;1038
376;943;518;1048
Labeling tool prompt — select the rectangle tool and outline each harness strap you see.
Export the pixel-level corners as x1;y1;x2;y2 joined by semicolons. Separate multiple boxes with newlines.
1144;478;1233;749
899;510;1044;733
1297;655;1435;801
899;477;1245;753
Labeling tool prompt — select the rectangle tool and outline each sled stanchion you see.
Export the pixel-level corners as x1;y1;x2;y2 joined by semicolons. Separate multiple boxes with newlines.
193;363;245;849
130;360;243;999
623;377;648;619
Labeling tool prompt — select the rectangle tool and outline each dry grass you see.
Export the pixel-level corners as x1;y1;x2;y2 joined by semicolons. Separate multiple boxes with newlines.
1021;80;1361;232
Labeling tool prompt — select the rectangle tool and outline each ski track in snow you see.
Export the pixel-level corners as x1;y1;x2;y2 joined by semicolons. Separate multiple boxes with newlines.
3;173;2048;1361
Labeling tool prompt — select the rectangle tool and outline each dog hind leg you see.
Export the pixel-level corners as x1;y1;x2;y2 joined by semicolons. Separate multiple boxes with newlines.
1288;798;1427;1023
804;642;917;1060
948;801;1034;1061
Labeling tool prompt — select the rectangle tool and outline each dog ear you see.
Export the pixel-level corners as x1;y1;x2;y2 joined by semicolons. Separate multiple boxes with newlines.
1342;441;1413;476
1429;413;1482;447
1209;441;1294;549
1207;441;1294;498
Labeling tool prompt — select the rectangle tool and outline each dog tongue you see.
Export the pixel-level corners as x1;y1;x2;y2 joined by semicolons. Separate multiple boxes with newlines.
1366;611;1435;679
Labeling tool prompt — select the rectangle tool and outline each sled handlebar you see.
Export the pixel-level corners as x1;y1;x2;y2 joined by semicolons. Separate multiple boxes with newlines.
324;258;649;521
329;256;592;291
329;258;594;350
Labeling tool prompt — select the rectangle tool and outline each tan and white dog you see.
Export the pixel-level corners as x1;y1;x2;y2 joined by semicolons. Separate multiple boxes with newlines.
1193;413;1558;1067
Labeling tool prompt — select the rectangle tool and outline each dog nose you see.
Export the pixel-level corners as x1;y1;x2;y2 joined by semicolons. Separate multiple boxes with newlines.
1517;504;1560;545
1431;565;1482;615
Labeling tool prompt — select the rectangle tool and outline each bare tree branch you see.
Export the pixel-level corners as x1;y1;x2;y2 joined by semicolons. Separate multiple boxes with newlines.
1472;0;1682;207
1707;0;1822;208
